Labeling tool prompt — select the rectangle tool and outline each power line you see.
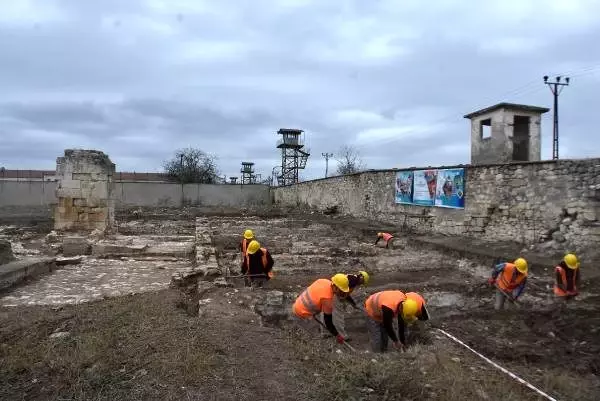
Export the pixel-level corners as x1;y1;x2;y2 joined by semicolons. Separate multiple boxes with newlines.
543;75;570;160
321;152;334;177
362;63;599;149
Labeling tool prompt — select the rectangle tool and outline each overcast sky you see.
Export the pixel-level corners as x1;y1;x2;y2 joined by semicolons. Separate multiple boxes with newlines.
1;0;599;180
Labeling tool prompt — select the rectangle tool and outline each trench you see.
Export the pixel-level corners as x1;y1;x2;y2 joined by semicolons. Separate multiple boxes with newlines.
203;215;495;353
195;213;600;379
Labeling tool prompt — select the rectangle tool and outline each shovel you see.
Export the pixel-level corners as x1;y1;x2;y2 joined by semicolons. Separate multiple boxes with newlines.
500;290;522;309
312;315;357;352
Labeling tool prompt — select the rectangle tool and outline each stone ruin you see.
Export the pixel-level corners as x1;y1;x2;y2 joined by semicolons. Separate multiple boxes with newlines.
53;149;116;233
0;239;15;265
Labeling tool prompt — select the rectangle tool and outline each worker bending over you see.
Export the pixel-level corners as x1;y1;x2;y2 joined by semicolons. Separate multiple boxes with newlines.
375;232;394;248
292;274;351;345
364;290;429;353
241;240;274;288
333;271;370;341
554;253;581;303
488;258;528;310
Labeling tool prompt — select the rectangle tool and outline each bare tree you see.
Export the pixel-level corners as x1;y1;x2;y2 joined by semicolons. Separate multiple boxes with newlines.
163;147;220;184
335;145;366;175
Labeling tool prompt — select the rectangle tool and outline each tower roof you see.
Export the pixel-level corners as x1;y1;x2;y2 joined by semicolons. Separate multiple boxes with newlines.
463;103;550;119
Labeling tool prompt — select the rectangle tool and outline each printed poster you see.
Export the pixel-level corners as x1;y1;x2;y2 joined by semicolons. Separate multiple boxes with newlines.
434;168;465;209
413;169;437;206
394;171;413;204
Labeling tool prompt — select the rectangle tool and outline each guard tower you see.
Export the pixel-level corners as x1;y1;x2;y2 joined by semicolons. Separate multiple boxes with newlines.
276;128;310;186
240;162;255;184
464;103;549;165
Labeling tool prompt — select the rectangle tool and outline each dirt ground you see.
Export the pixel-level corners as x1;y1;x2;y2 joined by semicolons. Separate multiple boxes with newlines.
1;208;599;400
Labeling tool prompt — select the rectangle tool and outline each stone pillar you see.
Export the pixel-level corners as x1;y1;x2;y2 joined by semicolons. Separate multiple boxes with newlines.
53;149;116;232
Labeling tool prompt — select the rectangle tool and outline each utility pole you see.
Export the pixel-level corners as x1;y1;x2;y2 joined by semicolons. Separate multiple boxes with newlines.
322;152;334;177
543;75;570;160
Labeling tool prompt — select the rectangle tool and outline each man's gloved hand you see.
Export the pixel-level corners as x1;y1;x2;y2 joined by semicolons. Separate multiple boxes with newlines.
336;334;345;344
487;277;496;286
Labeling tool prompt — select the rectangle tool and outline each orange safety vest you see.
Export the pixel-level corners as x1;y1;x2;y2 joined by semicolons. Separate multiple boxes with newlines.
496;263;526;292
241;238;249;255
554;265;578;296
244;248;272;277
293;279;334;318
365;290;406;323
379;232;393;242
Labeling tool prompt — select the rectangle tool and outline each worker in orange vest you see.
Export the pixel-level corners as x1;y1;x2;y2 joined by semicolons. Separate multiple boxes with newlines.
488;258;528;310
554;253;581;303
241;240;274;288
364;290;429;352
333;271;370;341
292;274;351;345
375;232;394;248
239;229;255;257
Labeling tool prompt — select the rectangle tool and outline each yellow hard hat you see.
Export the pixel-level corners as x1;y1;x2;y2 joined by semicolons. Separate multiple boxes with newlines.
331;273;350;292
564;253;579;269
243;229;254;240
358;270;370;285
514;258;528;274
402;299;419;322
247;240;260;254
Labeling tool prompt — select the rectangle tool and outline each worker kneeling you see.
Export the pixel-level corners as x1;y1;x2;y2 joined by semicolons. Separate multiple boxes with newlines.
364;291;429;353
292;274;351;345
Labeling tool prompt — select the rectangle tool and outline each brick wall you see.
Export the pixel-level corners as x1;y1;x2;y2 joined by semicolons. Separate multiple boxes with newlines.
272;158;600;260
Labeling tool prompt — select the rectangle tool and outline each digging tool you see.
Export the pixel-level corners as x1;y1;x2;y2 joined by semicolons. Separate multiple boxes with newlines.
499;290;522;309
312;315;357;352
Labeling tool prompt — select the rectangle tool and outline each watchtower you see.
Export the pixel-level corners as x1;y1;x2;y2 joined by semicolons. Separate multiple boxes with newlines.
464;103;549;165
240;162;255;185
276;128;310;186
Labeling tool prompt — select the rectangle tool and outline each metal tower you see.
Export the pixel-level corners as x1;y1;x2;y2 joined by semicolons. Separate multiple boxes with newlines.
276;128;310;186
240;162;255;185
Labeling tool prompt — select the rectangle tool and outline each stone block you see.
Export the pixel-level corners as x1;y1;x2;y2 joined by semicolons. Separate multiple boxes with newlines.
552;231;566;243
582;210;597;222
62;236;92;256
0;239;16;265
60;179;81;189
0;257;56;291
72;173;92;181
56;187;83;198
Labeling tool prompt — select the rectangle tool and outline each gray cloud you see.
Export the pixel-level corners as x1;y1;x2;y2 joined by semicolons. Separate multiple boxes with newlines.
0;0;599;180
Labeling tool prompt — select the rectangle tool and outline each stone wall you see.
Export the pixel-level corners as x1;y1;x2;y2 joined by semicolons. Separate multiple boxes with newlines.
272;158;600;260
0;181;270;211
54;149;116;232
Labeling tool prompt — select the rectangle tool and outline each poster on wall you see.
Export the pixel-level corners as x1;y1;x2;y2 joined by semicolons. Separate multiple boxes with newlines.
394;171;413;204
434;168;465;209
412;169;437;206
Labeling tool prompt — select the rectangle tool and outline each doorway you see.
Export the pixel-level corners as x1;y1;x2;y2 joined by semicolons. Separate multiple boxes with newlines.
512;115;530;161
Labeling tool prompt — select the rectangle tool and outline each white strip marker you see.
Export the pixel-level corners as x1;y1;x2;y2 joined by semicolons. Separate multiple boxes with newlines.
435;328;559;401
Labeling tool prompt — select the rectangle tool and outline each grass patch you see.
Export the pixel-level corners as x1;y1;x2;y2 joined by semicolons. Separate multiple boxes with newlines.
0;291;216;401
285;326;582;401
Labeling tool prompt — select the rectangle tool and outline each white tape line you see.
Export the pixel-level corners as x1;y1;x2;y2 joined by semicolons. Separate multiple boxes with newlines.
436;329;559;401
